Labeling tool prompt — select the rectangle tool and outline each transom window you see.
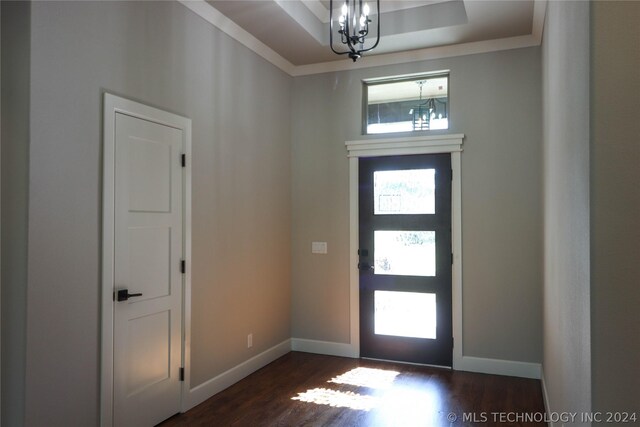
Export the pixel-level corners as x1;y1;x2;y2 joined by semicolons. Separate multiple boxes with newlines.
364;73;449;135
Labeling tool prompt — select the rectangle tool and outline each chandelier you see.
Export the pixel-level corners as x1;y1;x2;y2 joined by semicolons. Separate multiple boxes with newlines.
329;0;380;62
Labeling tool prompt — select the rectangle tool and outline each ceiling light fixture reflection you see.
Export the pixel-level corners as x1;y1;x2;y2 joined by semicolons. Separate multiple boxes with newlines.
410;80;447;131
329;0;380;62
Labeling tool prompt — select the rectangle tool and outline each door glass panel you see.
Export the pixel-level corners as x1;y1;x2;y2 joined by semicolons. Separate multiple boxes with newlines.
374;291;436;339
374;169;435;215
374;230;435;276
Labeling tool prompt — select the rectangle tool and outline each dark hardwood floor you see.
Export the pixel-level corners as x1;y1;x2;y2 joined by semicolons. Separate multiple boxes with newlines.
159;351;546;426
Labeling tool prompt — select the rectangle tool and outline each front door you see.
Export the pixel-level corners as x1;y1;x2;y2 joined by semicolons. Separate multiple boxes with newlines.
113;112;184;426
359;154;452;366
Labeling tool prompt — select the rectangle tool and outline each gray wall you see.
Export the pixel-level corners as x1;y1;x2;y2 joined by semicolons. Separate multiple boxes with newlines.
541;1;591;421
591;1;640;413
291;47;543;363
1;1;31;425
3;2;292;426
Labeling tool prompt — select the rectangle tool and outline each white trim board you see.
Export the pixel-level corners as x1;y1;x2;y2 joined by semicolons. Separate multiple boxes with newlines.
456;356;541;379
293;34;540;76
291;338;358;358
345;134;464;158
540;367;554;425
184;339;291;411
178;0;548;77
101;93;192;426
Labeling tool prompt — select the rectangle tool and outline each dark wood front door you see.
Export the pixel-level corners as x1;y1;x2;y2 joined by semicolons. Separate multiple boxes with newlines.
359;154;452;366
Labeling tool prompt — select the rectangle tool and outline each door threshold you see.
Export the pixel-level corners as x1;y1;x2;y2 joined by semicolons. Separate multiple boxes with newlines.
361;356;452;370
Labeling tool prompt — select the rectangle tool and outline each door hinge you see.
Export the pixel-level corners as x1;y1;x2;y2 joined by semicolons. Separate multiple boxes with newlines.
451;169;453;181
181;154;186;167
179;367;185;381
452;337;454;349
451;253;454;265
180;259;186;274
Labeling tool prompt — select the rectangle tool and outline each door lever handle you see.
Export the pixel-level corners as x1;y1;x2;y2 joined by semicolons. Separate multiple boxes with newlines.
115;289;143;302
358;262;375;271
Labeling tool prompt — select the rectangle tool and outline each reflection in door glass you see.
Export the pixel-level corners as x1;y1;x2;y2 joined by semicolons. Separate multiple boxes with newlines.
374;231;435;276
375;291;436;339
374;169;435;215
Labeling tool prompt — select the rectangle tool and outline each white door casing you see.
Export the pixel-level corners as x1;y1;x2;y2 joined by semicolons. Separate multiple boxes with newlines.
345;134;464;366
102;94;192;426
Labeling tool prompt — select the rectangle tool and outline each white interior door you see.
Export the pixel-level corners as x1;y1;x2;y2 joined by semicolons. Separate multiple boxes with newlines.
113;112;184;426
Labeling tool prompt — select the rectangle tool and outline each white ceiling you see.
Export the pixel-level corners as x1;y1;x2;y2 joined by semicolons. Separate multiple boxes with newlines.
182;0;546;76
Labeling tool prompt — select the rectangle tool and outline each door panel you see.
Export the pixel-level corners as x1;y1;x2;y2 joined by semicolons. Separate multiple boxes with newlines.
359;154;452;366
128;226;171;299
113;113;183;426
128;137;173;212
126;310;171;395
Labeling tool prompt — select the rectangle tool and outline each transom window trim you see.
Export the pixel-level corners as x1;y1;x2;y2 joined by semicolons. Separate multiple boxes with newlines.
345;134;464;158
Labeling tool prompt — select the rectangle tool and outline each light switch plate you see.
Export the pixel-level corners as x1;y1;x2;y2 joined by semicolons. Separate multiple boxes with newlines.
311;241;328;254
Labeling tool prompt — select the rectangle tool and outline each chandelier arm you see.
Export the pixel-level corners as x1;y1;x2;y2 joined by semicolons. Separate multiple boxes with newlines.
355;0;380;55
343;4;360;57
329;0;352;55
329;0;340;54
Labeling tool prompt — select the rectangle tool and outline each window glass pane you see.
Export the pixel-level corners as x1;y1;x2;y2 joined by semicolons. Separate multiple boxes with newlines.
375;291;436;339
374;231;435;276
374;169;435;215
366;75;448;134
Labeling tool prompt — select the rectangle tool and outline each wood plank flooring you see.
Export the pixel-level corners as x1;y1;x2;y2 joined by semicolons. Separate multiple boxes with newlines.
159;352;546;426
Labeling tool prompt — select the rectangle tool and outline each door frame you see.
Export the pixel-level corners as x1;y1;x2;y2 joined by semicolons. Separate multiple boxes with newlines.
345;134;463;367
101;93;192;426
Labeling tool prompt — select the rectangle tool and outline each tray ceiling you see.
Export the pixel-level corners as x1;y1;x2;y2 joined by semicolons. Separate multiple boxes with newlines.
184;0;546;75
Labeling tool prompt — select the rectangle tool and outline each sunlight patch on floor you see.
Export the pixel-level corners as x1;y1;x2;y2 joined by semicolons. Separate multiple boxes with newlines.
375;386;445;425
328;367;400;390
291;388;378;411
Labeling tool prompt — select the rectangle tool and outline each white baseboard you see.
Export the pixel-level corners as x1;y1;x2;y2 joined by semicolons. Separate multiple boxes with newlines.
183;338;541;413
290;338;540;379
184;339;291;410
291;338;358;358
540;367;554;426
455;355;541;379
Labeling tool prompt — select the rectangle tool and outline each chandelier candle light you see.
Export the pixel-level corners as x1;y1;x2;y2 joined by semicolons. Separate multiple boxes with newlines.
330;0;380;62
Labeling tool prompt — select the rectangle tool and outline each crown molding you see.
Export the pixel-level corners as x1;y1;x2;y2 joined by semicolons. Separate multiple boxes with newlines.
179;0;547;77
301;0;330;24
178;0;296;75
274;0;326;45
292;34;540;76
